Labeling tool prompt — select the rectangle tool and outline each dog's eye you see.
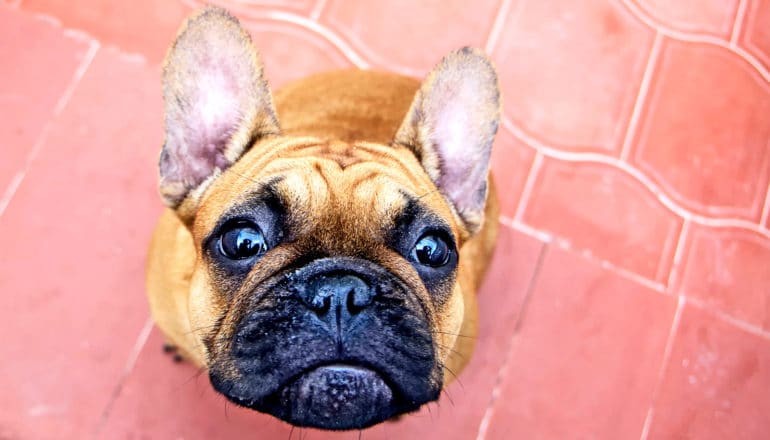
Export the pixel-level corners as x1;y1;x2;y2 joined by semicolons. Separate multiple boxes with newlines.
412;233;451;267
219;221;267;260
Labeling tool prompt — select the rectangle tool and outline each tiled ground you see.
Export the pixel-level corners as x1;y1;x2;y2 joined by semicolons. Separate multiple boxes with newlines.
1;1;769;439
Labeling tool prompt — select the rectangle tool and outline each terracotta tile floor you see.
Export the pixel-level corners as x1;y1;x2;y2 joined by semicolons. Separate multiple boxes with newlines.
1;1;769;439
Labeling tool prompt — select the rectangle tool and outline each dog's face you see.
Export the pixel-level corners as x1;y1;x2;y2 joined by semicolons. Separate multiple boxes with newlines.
157;7;500;430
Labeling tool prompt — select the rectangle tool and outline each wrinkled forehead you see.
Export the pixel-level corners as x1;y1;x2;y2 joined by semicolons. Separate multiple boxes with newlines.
194;138;456;239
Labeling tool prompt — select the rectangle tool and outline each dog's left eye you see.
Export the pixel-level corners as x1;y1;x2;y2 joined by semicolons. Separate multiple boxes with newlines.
411;233;451;267
219;221;267;260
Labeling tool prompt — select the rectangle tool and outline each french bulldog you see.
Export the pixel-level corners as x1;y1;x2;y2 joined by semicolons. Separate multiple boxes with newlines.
146;6;500;431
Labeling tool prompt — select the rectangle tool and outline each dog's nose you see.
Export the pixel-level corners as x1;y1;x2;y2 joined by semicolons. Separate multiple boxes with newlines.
302;274;375;328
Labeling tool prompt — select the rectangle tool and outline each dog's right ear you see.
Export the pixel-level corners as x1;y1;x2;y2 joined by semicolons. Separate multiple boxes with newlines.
159;7;280;216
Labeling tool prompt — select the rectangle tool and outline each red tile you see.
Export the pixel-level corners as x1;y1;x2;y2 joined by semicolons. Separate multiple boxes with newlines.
320;0;501;74
0;47;163;438
631;40;770;222
740;0;770;71
19;0;192;63
633;0;739;37
96;330;299;440
0;5;90;200
646;304;770;439
99;227;546;439
364;227;545;439
210;0;318;16
492;0;654;153
677;225;770;332
244;20;354;89
522;157;683;282
483;246;677;439
490;128;536;219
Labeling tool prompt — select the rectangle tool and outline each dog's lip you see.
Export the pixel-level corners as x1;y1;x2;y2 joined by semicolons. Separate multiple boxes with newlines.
271;362;398;430
281;361;401;398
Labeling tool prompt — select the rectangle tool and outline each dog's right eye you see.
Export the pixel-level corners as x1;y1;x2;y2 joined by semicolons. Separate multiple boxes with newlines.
219;220;267;260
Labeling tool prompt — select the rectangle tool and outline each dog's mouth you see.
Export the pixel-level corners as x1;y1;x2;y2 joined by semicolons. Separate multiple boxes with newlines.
217;362;415;430
266;363;396;429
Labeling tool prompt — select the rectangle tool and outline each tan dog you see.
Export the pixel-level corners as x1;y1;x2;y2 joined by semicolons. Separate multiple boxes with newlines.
146;6;500;430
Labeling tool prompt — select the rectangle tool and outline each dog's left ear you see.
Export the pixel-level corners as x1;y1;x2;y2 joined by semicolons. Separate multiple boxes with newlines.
159;7;280;213
395;47;500;235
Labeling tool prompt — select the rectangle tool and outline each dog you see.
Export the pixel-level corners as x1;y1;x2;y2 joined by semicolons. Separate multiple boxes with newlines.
146;6;500;431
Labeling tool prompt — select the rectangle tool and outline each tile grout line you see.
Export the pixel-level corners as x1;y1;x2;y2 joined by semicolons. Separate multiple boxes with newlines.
0;39;99;219
639;294;685;440
512;152;543;223
730;0;749;46
619;0;770;83
502;118;770;238
499;215;553;242
484;0;515;54
92;317;154;439
475;243;549;440
309;0;328;21
229;7;372;69
760;183;770;227
664;220;690;291
620;31;662;162
687;296;770;341
500;215;668;294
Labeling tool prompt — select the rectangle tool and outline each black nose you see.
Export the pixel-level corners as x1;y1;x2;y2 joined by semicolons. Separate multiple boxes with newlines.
301;274;375;330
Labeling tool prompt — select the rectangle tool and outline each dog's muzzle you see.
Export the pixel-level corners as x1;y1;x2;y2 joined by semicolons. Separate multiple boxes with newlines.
210;258;440;430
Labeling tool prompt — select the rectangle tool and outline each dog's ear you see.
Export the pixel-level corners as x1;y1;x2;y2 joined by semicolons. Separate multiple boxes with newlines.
159;6;280;213
395;47;500;235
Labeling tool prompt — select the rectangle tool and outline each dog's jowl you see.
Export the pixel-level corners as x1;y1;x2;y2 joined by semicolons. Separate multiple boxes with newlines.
146;6;501;430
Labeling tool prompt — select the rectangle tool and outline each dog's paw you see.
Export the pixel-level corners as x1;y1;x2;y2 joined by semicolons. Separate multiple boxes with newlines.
161;342;185;363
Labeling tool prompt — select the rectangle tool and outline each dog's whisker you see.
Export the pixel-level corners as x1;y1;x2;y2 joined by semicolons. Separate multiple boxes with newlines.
440;364;465;391
431;330;477;340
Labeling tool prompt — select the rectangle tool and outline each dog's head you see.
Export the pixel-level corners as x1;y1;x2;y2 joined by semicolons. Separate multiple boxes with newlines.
158;7;500;430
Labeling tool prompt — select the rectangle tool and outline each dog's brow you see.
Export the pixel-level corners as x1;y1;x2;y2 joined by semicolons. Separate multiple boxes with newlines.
202;176;286;245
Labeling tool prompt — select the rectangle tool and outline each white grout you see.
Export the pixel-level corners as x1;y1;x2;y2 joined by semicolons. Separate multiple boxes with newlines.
502;118;770;239
484;0;516;54
665;220;691;291
639;294;685;440
731;0;750;46
122;318;154;376
620;32;662;162
500;216;667;293
309;0;328;21
223;6;372;69
0;40;99;219
512;152;543;223
760;184;770;228
687;296;770;341
620;0;770;83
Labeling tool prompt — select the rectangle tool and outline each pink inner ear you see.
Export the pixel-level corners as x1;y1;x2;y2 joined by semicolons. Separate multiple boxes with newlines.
429;76;494;216
162;53;247;190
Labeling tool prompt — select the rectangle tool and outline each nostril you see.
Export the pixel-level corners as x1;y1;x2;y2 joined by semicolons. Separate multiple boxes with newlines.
310;293;332;314
302;273;375;320
346;288;363;315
